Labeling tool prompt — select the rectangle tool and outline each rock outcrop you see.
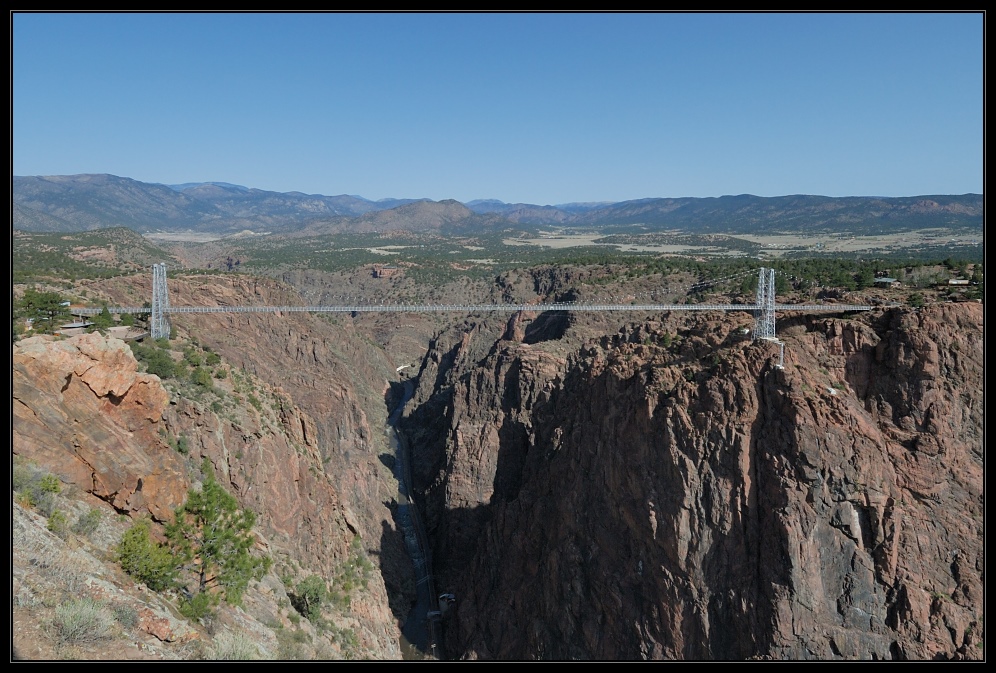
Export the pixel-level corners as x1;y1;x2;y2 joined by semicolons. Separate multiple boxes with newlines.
402;304;983;660
13;333;185;520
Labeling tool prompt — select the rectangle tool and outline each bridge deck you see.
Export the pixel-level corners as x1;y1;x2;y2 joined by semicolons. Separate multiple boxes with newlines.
73;303;874;315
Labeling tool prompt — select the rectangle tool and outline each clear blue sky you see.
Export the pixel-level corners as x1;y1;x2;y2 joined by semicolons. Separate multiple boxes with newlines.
13;12;983;205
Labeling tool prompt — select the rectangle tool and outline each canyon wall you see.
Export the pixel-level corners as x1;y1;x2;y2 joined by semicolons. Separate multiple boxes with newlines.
12;267;983;660
402;303;983;660
13;274;415;658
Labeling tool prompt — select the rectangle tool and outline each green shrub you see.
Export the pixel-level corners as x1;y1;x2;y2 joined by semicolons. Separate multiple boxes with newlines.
47;510;70;538
179;591;215;622
117;518;179;592
191;367;213;388
73;507;103;537
291;575;328;621
39;474;62;495
130;343;178;379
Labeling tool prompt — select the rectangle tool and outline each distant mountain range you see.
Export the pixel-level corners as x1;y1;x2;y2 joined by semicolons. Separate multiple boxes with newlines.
12;173;983;236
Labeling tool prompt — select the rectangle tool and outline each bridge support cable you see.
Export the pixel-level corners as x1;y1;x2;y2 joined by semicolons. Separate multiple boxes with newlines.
150;263;172;339
80;263;869;324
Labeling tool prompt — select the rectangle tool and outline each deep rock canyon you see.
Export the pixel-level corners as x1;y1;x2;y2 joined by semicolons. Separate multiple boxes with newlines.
13;273;983;660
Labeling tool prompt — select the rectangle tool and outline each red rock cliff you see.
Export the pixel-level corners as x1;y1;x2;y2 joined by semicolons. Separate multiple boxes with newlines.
13;333;186;520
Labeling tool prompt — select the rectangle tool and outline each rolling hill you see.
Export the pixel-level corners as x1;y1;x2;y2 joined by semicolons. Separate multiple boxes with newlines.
13;174;982;236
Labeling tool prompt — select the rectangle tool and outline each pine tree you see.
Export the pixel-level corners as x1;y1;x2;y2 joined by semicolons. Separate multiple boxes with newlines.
15;288;69;334
166;467;270;610
117;518;180;592
92;305;114;329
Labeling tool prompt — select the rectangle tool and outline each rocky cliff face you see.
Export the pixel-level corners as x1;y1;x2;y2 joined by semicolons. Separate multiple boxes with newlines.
401;303;983;660
13;333;186;521
12;266;983;660
12;273;415;658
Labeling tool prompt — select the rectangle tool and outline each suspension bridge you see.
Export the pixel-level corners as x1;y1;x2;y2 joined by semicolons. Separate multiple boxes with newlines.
74;264;873;342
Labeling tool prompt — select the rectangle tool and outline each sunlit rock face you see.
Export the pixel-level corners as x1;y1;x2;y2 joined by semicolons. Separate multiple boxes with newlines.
13;333;185;521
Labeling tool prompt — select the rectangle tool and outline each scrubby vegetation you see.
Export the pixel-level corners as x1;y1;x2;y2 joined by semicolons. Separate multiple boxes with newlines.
12;228;176;283
117;465;271;620
209;629;262;660
13;458;63;517
54;598;115;645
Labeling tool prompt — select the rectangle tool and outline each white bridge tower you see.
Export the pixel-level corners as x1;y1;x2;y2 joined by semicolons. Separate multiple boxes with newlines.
753;267;776;340
150;263;171;339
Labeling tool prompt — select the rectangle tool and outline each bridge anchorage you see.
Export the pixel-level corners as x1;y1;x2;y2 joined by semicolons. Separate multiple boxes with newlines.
81;264;871;356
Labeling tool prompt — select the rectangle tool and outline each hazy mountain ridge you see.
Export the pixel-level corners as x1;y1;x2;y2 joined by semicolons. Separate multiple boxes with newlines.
14;174;214;232
571;194;983;233
13;174;982;236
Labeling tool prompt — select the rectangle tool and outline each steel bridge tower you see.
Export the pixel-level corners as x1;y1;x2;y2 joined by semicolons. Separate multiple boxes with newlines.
150;263;171;339
753;267;776;340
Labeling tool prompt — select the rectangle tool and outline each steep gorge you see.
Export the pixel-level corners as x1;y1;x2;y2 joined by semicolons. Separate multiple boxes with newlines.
12;268;983;660
400;303;983;660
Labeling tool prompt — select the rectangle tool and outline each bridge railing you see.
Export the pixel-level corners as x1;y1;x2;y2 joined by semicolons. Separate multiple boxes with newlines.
72;302;873;315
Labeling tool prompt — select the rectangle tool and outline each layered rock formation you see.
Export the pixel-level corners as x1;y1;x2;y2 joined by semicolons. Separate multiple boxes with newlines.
13;333;185;520
401;303;983;660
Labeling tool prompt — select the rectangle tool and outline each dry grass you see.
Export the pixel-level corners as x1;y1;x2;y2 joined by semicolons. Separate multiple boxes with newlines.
53;598;114;644
209;630;262;660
